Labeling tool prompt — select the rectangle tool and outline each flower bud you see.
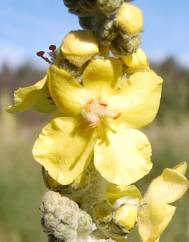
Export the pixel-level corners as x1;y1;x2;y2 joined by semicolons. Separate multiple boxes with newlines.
113;204;138;231
97;0;124;16
121;48;149;74
61;30;99;67
63;0;98;17
115;3;144;35
79;16;94;29
96;18;117;47
41;191;96;242
111;34;141;55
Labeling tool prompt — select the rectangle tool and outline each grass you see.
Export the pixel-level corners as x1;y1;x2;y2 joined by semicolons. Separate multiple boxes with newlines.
0;105;188;242
0;104;46;242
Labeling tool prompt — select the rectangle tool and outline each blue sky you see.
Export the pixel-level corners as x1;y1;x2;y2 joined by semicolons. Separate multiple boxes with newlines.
1;0;189;68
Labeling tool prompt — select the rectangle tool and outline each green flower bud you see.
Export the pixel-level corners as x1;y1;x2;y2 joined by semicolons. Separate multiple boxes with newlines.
97;0;124;16
63;0;98;17
111;34;141;55
79;16;94;29
94;17;117;46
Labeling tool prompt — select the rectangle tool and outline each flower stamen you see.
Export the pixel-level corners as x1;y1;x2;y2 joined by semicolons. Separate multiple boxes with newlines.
82;99;121;128
36;44;57;64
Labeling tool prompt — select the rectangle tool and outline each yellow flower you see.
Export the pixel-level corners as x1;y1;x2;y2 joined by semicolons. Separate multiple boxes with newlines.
138;162;189;242
60;30;99;67
115;3;144;35
7;76;56;113
33;57;163;186
121;48;149;74
107;162;188;242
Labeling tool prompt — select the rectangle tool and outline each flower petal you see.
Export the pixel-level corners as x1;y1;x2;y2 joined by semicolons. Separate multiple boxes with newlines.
33;117;97;185
7;77;55;113
107;70;163;128
138;202;176;242
121;48;149;74
82;58;123;99
174;161;187;175
48;65;89;116
144;166;189;204
94;126;152;185
107;184;142;205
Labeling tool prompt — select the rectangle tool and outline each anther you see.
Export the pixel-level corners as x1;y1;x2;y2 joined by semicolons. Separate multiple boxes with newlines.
36;51;45;57
99;102;108;107
36;50;53;64
49;45;57;52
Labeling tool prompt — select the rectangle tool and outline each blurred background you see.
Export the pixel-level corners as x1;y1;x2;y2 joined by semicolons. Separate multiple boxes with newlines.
0;0;189;241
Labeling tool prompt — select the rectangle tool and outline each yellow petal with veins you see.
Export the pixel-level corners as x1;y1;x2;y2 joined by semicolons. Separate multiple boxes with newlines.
48;65;89;116
83;58;123;99
94;126;152;185
33;117;97;185
138;202;176;242
7;77;55;113
144;166;189;204
108;70;163;128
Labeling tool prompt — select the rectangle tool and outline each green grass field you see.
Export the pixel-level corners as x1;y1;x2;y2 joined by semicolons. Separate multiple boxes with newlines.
0;104;188;242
